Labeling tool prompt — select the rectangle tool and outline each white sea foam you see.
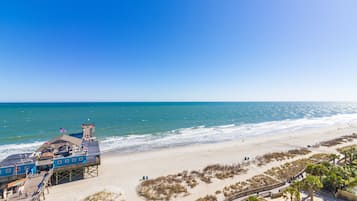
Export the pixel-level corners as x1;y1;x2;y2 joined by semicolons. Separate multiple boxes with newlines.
0;141;44;161
99;113;357;153
1;113;357;160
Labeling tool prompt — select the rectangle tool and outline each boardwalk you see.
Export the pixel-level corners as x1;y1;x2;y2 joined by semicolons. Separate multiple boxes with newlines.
7;170;53;201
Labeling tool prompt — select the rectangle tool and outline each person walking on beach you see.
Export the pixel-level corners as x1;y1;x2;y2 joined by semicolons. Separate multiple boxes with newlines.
3;188;7;201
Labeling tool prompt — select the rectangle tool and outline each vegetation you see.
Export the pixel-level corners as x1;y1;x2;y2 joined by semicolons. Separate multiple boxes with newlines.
137;148;311;200
265;152;356;200
137;139;357;201
319;134;357;147
300;175;323;201
337;145;357;153
282;186;300;201
137;176;188;200
246;196;259;201
196;195;218;201
201;163;247;181
337;145;357;166
222;174;280;198
309;153;333;162
299;151;357;199
328;153;339;165
305;163;328;179
255;148;311;166
322;170;345;194
137;163;248;200
265;158;313;181
83;191;125;201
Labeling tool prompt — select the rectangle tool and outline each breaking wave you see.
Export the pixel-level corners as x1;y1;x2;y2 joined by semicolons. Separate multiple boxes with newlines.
0;141;44;160
1;113;357;160
99;113;357;153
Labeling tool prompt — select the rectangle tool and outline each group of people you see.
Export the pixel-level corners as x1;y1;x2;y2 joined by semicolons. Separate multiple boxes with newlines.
142;176;149;181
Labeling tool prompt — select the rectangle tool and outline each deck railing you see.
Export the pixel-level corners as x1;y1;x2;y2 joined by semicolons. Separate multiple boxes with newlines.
223;181;286;201
53;155;87;168
0;163;36;178
29;169;53;201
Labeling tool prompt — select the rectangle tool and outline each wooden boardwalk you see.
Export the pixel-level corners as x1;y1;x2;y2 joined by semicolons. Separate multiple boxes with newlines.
7;169;53;201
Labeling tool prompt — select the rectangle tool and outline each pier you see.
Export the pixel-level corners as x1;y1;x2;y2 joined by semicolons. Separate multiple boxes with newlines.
0;124;101;201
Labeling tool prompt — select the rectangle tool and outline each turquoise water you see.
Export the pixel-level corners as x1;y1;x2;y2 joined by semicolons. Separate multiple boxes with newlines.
1;102;357;158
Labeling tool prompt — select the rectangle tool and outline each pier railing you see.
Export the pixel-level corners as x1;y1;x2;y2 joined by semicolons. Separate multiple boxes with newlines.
53;155;87;168
29;169;53;201
0;163;36;178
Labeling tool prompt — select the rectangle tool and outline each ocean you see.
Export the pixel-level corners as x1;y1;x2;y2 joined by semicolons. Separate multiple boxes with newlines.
1;102;357;159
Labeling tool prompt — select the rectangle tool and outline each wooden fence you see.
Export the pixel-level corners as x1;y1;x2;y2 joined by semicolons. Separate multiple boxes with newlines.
223;182;286;201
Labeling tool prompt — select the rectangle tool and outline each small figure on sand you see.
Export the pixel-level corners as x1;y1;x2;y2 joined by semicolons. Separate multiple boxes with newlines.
141;176;149;181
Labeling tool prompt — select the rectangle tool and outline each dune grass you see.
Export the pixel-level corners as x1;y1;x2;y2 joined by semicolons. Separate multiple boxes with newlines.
337;144;357;153
83;191;124;201
137;176;188;201
136;145;333;200
255;148;311;166
196;195;218;201
319;133;357;147
137;164;247;200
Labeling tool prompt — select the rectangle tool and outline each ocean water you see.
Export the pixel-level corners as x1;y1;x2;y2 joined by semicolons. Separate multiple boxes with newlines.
1;102;357;159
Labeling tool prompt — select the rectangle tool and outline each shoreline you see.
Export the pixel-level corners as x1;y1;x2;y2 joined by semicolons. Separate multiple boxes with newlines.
47;122;357;201
101;119;356;157
101;121;356;163
2;112;357;160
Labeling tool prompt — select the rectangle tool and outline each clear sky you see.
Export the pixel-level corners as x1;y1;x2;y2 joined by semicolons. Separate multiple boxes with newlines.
0;0;356;102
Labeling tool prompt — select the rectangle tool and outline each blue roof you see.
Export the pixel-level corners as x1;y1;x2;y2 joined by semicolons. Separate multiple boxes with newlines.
0;153;35;167
69;132;83;139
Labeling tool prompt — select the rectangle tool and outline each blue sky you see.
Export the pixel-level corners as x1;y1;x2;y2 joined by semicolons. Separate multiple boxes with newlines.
0;0;356;102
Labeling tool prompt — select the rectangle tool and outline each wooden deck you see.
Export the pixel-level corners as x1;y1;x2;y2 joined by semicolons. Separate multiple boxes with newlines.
6;169;53;201
1;124;100;201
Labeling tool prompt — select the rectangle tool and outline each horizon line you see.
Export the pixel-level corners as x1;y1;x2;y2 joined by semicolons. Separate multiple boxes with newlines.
0;100;356;104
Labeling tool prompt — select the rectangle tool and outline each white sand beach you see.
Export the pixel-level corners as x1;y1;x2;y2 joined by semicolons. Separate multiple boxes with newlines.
46;121;357;201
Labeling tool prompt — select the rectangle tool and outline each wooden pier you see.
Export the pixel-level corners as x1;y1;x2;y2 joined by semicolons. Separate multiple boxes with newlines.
52;160;99;185
0;124;101;201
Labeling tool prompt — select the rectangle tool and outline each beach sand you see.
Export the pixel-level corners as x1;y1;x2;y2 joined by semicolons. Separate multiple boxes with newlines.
46;121;357;201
